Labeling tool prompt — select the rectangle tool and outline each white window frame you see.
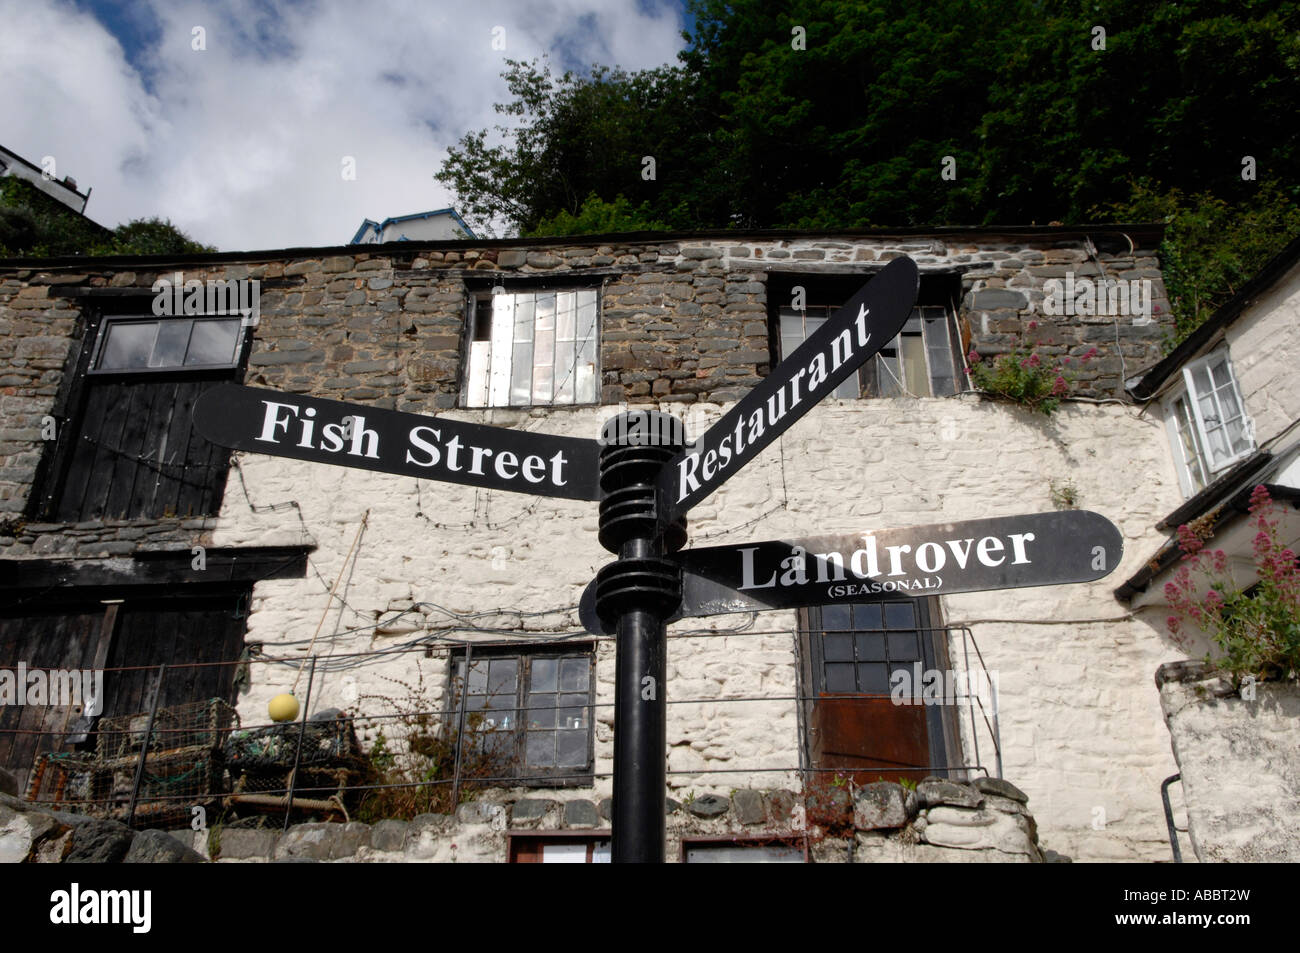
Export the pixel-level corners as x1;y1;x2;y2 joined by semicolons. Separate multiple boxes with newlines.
1164;348;1255;497
463;288;600;408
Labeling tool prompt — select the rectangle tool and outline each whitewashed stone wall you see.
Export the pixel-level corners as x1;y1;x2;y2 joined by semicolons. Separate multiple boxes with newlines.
213;392;1183;861
1158;661;1300;862
1225;264;1300;450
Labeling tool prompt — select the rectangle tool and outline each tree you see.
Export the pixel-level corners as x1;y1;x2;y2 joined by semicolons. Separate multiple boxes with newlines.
434;0;1300;337
0;176;214;257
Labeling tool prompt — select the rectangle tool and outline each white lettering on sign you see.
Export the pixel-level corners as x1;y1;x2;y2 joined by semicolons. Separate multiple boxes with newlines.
404;424;568;489
738;530;1037;592
256;400;379;459
677;303;873;502
253;400;570;490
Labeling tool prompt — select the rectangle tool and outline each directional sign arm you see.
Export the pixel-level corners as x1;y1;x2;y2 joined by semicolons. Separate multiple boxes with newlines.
654;256;921;524
193;383;603;501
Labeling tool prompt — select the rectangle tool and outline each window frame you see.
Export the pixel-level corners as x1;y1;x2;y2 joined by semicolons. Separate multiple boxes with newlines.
795;596;962;783
446;643;597;786
87;314;248;376
769;272;967;400
1164;348;1255;498
460;282;602;410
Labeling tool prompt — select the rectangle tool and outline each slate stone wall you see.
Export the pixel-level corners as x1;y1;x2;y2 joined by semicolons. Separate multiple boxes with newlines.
1;777;1054;863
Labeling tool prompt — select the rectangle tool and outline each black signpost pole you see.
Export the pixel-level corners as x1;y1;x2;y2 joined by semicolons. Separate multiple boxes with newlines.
595;412;688;863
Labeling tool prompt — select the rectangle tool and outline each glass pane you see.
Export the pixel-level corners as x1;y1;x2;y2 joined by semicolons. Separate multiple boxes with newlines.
186;319;241;366
901;332;930;397
824;633;854;660
574;292;598;403
152;320;192;367
825;663;856;692
532;294;555;404
467;659;488;694
859;662;890;694
853;603;883;630
888;632;922;661
98;322;156;370
488;295;514;405
559;657;589;691
530;657;558;693
557;730;587;767
554;291;576;404
877;347;902;397
822;604;851;633
883;602;915;628
526;731;556;767
855;633;886;661
487;658;518;697
526;694;555;729
511;295;535;407
1192;366;1212;397
832;367;859;399
779;311;804;363
557;694;587;729
1210;358;1231;389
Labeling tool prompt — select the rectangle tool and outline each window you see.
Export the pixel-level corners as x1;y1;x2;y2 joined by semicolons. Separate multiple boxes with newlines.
464;289;599;407
1165;349;1255;497
92;316;244;372
38;307;247;521
509;833;611;863
799;598;955;784
448;648;595;782
777;290;964;399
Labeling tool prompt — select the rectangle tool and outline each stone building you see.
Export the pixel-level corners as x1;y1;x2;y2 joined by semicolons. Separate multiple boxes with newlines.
1116;234;1300;862
0;225;1198;862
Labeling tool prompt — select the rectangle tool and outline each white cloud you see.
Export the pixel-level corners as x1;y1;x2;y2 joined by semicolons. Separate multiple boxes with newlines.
0;0;686;250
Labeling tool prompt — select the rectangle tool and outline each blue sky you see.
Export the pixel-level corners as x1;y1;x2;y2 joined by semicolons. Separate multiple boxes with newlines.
0;0;692;249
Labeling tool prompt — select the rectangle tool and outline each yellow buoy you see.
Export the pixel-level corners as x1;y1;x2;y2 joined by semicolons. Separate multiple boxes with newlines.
268;693;300;723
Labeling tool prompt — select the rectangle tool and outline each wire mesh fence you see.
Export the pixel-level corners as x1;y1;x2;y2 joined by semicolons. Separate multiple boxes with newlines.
3;629;1002;831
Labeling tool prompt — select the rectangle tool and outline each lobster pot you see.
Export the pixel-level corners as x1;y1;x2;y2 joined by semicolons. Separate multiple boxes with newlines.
101;747;227;827
97;698;239;760
24;752;107;815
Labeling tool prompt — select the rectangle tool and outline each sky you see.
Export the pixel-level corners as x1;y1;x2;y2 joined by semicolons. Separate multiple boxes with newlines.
0;0;691;251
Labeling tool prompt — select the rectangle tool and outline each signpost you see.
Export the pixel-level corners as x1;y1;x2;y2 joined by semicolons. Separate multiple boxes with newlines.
190;254;1126;863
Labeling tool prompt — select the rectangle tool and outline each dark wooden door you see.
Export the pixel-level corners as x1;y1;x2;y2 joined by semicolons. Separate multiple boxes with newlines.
0;607;105;793
0;590;247;792
55;373;233;521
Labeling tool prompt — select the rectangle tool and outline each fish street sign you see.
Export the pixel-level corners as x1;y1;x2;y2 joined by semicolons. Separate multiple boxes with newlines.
193;383;602;501
580;510;1123;633
654;256;920;524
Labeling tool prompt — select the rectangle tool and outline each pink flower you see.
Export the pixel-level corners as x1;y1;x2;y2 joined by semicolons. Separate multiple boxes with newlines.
1052;375;1068;396
967;349;980;364
1027;352;1042;367
1028;320;1038;330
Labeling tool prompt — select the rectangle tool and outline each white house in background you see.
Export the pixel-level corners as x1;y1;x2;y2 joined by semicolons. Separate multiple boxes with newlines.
0;143;94;215
350;208;476;244
1117;234;1300;626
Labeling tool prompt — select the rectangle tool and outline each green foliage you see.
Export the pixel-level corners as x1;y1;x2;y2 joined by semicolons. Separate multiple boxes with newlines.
0;176;214;257
526;192;668;238
1100;180;1300;342
1166;486;1300;686
435;0;1300;340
